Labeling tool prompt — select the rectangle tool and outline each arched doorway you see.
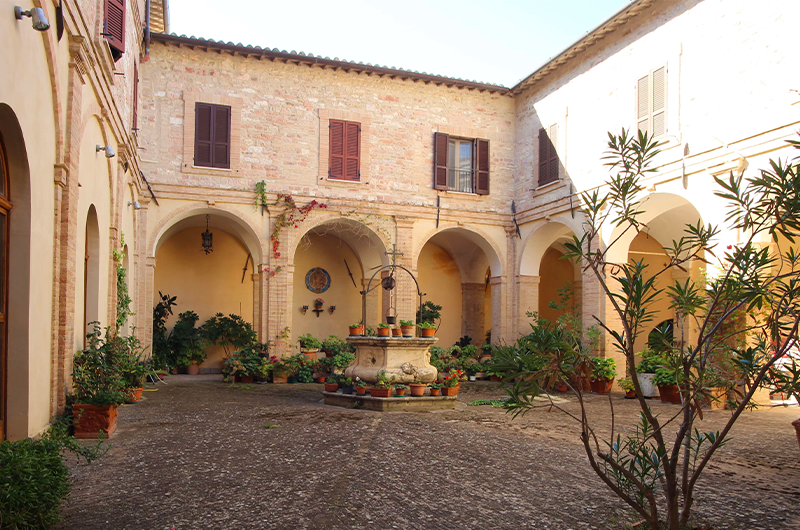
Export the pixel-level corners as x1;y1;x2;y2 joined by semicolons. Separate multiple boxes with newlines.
0;132;10;439
154;212;260;371
83;206;100;342
291;218;388;346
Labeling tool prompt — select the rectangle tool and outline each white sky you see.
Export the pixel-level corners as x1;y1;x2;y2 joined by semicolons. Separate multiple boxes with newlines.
167;0;633;88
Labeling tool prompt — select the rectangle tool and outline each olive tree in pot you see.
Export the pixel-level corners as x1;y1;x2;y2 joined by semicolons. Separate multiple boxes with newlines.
495;130;800;530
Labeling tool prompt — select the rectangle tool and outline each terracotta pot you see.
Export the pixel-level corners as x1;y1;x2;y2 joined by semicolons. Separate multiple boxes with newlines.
394;388;406;396
377;328;390;336
272;374;288;384
490;375;503;383
314;376;326;383
409;383;426;396
419;328;435;337
73;404;119;439
355;386;367;395
441;385;460;396
479;353;493;363
400;325;415;337
391;328;402;337
240;375;254;384
349;325;364;336
591;379;613;394
429;388;441;396
302;349;320;361
658;384;682;404
187;363;200;375
368;387;392;398
125;387;143;403
556;384;568;393
625;390;637;399
324;383;339;392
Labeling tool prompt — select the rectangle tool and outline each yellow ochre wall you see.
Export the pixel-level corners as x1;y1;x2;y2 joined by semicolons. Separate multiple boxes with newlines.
417;242;462;348
629;232;674;354
538;249;575;324
154;228;254;369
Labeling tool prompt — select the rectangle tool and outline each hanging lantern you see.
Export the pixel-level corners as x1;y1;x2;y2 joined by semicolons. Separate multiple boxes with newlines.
201;214;213;254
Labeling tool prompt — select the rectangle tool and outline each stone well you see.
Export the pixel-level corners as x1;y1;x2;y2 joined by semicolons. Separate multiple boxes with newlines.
344;336;438;383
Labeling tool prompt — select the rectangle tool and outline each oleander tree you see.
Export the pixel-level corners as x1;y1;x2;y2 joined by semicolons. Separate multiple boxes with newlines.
496;130;800;530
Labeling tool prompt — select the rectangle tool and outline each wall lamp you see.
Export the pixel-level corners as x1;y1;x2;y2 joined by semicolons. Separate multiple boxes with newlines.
96;144;115;158
128;201;142;210
14;6;50;31
300;305;309;315
328;305;336;314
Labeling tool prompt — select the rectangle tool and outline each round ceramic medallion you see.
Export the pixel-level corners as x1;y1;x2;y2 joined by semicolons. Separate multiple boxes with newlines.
305;267;331;293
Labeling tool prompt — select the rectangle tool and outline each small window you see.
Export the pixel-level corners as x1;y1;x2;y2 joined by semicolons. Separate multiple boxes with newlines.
194;103;231;169
433;132;489;195
104;0;126;61
538;125;559;187
636;65;667;138
329;120;360;180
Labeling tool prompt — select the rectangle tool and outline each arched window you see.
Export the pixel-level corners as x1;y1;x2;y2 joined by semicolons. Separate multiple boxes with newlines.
0;133;12;439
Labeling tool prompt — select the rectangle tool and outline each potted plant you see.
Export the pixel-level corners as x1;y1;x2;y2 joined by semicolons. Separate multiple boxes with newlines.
408;380;427;396
297;333;322;359
635;349;662;398
348;321;364;336
314;297;324;310
418;321;436;337
369;371;393;398
170;310;207;374
324;373;340;393
268;356;292;384
71;324;128;438
202;312;257;362
354;377;368;395
391;326;402;337
654;367;682;404
377;322;390;337
223;347;263;383
399;319;415;338
288;353;314;383
428;381;443;396
112;333;150;403
394;384;409;396
590;356;617;394
441;369;462;396
554;380;569;393
619;377;637;399
340;376;354;394
331;348;356;375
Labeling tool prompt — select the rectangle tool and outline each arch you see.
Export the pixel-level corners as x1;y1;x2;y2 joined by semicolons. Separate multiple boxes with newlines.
518;221;581;277
84;205;100;340
413;225;503;279
289;215;391;273
0;104;32;440
604;192;704;264
150;204;265;264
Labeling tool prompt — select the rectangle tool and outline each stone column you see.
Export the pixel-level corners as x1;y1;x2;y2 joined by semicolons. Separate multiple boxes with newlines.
393;217;417;323
268;262;293;357
505;225;519;337
133;198;151;349
518;275;540;335
489;276;508;344
252;272;263;341
461;283;486;343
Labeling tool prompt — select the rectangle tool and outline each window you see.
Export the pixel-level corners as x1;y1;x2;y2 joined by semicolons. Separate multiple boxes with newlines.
104;0;126;60
329;120;361;181
538;125;559;187
636;65;667;138
433;132;489;195
194;103;231;169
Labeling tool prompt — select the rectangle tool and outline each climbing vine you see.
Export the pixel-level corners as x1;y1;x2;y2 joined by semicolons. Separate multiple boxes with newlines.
112;233;134;330
269;193;327;259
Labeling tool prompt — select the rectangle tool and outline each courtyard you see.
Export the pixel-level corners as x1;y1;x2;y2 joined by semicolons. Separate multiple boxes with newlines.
58;377;800;530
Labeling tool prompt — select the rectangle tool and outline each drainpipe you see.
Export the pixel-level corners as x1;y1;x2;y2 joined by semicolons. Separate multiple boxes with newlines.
142;0;151;62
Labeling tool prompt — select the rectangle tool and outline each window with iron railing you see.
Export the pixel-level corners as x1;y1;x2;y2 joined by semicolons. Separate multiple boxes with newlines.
433;132;489;195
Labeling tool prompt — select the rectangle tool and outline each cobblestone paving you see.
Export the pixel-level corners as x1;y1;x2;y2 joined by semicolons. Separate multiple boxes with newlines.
58;376;800;530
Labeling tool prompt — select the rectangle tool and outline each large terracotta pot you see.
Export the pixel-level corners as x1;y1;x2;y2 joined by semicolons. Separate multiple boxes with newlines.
409;383;426;396
324;383;339;392
73;404;119;439
302;349;320;361
125;387;143;403
419;328;435;337
400;325;415;338
187;363;200;375
240;374;254;384
377;328;390;336
658;384;682;404
591;379;614;394
349;325;364;336
368;387;392;398
441;385;460;396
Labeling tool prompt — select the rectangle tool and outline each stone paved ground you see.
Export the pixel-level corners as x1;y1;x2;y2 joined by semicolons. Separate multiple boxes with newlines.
58;376;800;530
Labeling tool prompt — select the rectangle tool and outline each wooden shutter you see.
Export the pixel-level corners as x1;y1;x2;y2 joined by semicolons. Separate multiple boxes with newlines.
329;120;345;179
212;105;231;168
344;121;360;180
433;132;449;190
636;74;649;134
538;126;559;186
194;103;212;167
132;61;138;131
474;138;490;195
104;0;126;55
651;66;667;137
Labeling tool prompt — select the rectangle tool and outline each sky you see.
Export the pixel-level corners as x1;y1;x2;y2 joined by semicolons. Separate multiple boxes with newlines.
167;0;633;88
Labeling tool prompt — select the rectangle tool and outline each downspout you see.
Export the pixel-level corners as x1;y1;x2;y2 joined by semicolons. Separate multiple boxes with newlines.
142;0;151;62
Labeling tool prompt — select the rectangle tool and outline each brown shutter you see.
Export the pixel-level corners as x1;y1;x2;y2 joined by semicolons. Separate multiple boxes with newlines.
194;103;212;167
344;121;360;180
433;132;449;190
212;105;231;168
475;138;490;195
538;126;559;186
104;0;126;55
132;61;138;131
651;66;667;137
329;120;344;179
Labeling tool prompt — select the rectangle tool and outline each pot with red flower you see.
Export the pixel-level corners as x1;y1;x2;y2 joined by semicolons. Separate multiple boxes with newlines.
441;369;463;396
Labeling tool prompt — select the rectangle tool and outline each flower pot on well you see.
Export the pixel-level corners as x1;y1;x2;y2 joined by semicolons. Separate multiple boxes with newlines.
368;387;392;398
73;404;119;439
394;388;406;396
377;328;390;337
349;325;364;336
324;383;339;392
420;328;435;337
355;386;367;395
429;388;441;396
341;385;354;395
409;383;426;396
391;328;402;337
400;325;415;337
